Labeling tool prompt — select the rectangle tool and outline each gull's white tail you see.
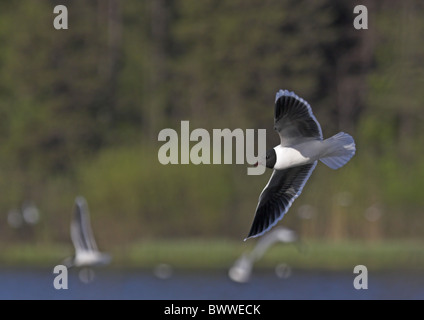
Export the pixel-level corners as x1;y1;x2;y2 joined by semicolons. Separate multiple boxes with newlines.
320;132;356;169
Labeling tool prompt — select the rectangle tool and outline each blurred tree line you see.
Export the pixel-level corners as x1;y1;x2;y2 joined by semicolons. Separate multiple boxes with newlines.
0;0;423;247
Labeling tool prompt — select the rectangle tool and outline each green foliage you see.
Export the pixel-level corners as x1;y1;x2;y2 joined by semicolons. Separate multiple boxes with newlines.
0;0;423;250
76;145;235;242
2;239;424;271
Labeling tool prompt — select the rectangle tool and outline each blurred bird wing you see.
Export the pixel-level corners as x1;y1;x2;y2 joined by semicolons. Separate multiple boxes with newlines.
274;90;323;146
71;197;99;254
251;227;296;259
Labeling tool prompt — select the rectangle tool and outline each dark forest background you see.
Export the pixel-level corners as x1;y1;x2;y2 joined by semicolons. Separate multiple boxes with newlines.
0;0;423;248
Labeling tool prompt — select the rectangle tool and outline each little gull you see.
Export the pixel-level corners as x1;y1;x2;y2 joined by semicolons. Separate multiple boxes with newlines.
229;227;297;283
246;89;356;240
63;196;111;268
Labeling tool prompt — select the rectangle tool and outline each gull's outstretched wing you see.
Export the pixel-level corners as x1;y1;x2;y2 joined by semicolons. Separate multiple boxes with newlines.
246;162;317;240
274;90;323;146
71;196;98;253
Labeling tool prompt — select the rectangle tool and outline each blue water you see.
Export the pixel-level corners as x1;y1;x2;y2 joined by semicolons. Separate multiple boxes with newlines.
0;268;423;300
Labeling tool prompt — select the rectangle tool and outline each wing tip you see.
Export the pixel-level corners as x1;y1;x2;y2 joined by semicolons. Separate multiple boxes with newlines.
244;228;258;241
244;231;261;241
245;217;278;241
275;89;301;103
75;195;87;207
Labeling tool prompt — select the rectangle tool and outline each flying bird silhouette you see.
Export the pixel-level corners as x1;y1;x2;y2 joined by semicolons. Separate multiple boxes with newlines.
63;196;111;268
229;227;297;283
246;90;356;240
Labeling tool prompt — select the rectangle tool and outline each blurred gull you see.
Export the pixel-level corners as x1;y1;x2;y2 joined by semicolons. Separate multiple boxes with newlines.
246;90;356;240
63;196;111;269
229;227;297;283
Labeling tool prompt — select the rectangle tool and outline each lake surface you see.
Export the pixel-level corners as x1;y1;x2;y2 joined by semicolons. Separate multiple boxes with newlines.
0;268;423;300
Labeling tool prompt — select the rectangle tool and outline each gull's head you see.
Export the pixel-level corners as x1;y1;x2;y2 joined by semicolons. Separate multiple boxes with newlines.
254;149;277;169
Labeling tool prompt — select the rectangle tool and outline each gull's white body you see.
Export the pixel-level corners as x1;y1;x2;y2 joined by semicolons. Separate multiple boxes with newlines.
272;141;322;170
72;251;110;268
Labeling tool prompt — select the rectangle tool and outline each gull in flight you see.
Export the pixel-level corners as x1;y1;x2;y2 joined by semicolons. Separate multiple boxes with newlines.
63;196;111;268
229;227;297;283
246;90;356;240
